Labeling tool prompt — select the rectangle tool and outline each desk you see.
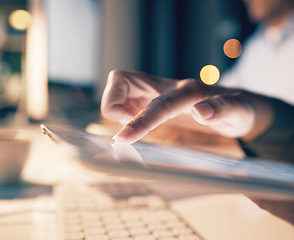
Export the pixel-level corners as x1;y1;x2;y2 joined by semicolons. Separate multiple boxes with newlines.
0;124;293;240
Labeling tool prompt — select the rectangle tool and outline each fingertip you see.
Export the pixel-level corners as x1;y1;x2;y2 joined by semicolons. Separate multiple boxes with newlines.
112;125;135;143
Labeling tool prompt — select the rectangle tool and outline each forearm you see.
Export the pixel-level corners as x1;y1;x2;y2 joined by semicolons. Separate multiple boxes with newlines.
239;98;294;163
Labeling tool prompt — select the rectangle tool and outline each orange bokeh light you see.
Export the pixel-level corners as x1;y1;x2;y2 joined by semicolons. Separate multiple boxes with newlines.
223;39;242;58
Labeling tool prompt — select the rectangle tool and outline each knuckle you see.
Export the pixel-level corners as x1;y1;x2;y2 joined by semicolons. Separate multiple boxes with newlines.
177;78;209;99
127;109;155;132
129;115;147;129
211;91;254;116
211;95;231;108
101;110;111;120
100;104;112;118
101;100;119;118
209;95;235;115
108;69;126;83
178;79;198;92
150;96;173;111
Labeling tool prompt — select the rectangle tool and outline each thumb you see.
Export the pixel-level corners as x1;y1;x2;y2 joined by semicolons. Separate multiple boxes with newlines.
191;93;255;138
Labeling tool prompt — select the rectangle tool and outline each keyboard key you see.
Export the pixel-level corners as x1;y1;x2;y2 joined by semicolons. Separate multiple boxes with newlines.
165;221;187;229
158;238;178;240
147;224;167;231
101;210;119;218
153;230;174;238
124;221;145;229
64;233;84;240
55;183;203;240
105;223;126;231
156;210;178;221
86;235;109;240
63;213;80;220
104;219;123;227
133;236;155;240
120;210;140;220
63;219;81;226
129;228;150;236
81;213;101;222
83;221;103;229
64;225;83;233
178;235;202;240
85;227;106;235
111;238;132;240
108;230;130;238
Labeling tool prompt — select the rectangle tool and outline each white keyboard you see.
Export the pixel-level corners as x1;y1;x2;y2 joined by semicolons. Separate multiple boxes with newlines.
54;182;203;240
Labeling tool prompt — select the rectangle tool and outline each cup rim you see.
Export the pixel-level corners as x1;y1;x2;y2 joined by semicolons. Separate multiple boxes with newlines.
0;129;31;145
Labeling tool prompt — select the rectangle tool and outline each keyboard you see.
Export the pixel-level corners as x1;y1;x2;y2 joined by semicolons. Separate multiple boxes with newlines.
54;182;203;240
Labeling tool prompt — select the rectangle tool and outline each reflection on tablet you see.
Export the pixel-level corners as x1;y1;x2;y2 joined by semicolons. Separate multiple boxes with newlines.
41;124;294;199
111;142;146;167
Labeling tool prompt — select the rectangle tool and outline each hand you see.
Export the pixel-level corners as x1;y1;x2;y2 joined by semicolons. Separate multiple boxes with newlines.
249;197;294;225
101;69;177;125
101;69;274;143
101;69;214;142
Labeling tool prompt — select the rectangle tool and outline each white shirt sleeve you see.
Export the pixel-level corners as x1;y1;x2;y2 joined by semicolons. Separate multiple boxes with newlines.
218;21;294;105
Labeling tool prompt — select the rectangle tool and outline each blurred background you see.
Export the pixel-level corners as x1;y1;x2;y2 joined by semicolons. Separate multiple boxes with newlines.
0;0;256;129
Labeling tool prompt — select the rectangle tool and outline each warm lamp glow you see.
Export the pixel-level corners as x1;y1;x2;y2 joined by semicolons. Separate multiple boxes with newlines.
8;10;32;30
223;39;242;58
200;65;220;85
25;0;48;121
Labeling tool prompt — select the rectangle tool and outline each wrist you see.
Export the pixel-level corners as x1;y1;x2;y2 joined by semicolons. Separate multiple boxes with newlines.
240;93;274;141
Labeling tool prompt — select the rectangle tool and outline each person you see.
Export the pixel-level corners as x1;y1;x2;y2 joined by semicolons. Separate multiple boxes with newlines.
101;0;294;154
221;0;294;104
101;69;294;225
100;0;294;226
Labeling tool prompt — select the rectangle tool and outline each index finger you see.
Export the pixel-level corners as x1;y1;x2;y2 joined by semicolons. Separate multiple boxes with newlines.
112;79;212;143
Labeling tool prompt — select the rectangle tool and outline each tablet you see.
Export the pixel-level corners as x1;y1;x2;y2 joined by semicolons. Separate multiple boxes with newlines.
40;124;294;200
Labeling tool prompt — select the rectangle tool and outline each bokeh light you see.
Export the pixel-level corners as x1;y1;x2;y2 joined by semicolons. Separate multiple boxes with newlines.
200;65;220;85
8;10;32;31
223;39;242;58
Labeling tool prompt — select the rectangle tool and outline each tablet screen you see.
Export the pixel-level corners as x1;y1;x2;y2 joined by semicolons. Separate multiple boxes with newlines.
41;124;294;197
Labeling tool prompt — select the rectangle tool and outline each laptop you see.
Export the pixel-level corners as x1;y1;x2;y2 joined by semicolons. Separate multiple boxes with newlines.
41;124;294;240
54;181;204;240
